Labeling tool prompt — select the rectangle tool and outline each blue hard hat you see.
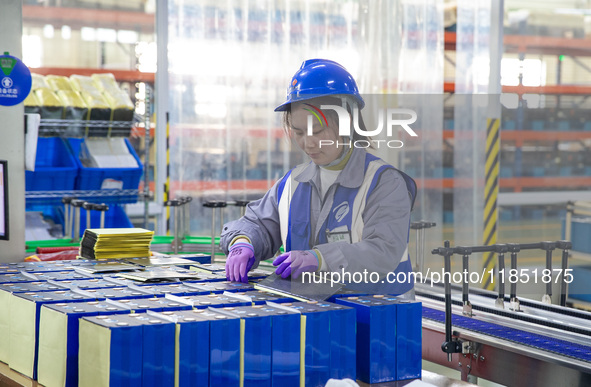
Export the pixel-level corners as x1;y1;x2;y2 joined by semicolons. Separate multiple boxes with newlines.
274;59;364;111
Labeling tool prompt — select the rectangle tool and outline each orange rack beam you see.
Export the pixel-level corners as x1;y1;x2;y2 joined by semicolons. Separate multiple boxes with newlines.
32;68;155;83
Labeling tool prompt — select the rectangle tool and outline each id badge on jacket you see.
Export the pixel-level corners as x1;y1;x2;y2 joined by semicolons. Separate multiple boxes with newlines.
326;225;352;244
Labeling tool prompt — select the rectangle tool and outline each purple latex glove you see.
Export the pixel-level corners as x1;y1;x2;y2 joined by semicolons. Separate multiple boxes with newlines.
225;242;255;283
273;250;319;279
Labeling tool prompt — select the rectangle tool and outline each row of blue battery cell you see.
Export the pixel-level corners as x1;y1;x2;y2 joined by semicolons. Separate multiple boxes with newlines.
33;296;421;387
0;279;286;382
334;295;422;384
39;300;357;387
1;260;422;386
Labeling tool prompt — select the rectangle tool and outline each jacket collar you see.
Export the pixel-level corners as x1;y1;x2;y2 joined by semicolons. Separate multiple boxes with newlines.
293;147;366;189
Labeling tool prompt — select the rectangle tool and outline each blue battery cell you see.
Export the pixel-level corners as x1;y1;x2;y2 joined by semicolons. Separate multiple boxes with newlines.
0;267;20;274
0;259;92;273
215;306;273;387
124;313;176;387
258;304;300;387
338;296;397;382
83;286;157;300
109;297;192;313
0;272;42;284
101;275;153;286
152;310;212;387
180;271;227;283
395;300;421;380
189;263;227;273
10;265;74;274
56;277;133;289
277;301;356;382
205;309;241;387
225;290;296;305
52;278;123;290
335;295;422;383
79;315;144;386
279;302;331;387
8;289;102;379
186;281;256;294
316;303;356;381
37;301;132;387
132;283;210;296
0;282;68;365
34;271;100;281
0;281;69;293
176;293;251;309
190;264;270;280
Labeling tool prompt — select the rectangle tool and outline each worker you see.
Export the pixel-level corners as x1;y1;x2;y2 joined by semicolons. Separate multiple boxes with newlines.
220;59;416;296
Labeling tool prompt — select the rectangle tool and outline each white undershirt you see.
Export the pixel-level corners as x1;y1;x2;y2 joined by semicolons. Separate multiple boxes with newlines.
319;167;341;200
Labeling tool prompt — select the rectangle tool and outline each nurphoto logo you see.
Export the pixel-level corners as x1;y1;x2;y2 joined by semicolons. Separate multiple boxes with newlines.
309;105;418;149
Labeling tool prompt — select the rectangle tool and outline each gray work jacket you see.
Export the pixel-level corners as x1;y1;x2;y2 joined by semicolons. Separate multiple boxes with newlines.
220;147;412;278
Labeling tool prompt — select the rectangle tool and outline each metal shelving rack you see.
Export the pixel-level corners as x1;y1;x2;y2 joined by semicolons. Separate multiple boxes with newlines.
25;189;141;205
443;32;591;199
37;118;138;137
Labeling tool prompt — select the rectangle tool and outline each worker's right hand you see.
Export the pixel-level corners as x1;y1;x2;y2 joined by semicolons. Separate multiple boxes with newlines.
225;241;255;283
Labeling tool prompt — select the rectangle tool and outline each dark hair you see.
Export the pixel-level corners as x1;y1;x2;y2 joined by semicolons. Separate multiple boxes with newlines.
281;95;373;147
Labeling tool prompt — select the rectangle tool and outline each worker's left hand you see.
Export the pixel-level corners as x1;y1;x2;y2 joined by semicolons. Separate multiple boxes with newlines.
273;250;319;279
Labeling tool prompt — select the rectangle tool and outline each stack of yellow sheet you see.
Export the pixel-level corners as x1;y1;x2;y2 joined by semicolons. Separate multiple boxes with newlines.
31;73;50;90
79;228;154;260
34;87;63;119
57;89;89;135
24;91;40;115
103;90;135;122
92;73;120;93
93;73;134;132
46;75;74;91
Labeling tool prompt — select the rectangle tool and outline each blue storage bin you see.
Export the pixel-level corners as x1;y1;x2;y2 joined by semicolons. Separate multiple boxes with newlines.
502;120;516;130
530;209;544;220
558;120;570;131
77;204;133;237
562;218;591;254
532;167;545;177
26;137;78;191
531;120;544;131
67;138;143;191
443;211;453;224
500;166;513;177
499;209;513;222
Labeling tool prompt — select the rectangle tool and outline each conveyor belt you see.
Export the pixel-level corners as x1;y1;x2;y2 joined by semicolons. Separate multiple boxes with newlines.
442;282;591;320
421;282;591;320
419;292;591;337
422;306;591;363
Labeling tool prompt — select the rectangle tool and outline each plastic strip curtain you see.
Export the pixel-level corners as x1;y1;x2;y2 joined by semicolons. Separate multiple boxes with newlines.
167;0;443;238
397;0;444;270
167;0;363;234
453;0;490;245
359;0;444;272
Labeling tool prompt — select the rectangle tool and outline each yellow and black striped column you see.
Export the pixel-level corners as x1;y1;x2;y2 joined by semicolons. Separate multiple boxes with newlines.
165;112;171;236
482;118;500;290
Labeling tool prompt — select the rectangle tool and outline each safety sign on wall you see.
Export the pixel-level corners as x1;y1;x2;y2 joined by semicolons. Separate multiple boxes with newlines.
0;52;32;107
